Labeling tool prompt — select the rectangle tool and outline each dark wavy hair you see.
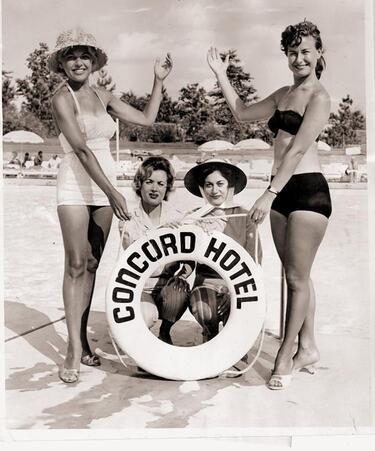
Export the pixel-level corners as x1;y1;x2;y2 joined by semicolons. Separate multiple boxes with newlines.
196;164;235;189
133;156;175;200
281;20;325;79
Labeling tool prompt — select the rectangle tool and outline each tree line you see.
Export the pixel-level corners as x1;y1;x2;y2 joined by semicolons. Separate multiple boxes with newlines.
2;43;365;148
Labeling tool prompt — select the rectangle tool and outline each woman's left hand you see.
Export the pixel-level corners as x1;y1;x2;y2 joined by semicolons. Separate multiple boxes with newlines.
248;191;275;225
154;53;173;81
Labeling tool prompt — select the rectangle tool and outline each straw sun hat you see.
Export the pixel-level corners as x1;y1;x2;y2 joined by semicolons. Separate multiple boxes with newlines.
48;27;108;73
184;158;248;198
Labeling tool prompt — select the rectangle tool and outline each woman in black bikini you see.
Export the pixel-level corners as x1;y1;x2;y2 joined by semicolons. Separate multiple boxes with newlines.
207;20;331;389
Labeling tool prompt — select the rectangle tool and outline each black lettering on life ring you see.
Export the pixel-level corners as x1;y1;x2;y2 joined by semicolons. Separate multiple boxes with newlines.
113;306;135;323
236;296;258;309
112;286;134;303
220;249;240;271
204;237;226;261
234;278;257;295
142;239;163;262
115;268;138;287
180;231;196;253
230;262;253;280
159;233;178;256
127;252;149;273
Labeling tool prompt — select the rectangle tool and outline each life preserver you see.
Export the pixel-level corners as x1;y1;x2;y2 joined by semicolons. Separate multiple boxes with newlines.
106;225;266;381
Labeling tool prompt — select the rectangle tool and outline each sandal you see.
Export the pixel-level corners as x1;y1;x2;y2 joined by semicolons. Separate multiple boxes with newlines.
81;354;101;367
267;373;293;390
299;364;316;375
58;366;80;384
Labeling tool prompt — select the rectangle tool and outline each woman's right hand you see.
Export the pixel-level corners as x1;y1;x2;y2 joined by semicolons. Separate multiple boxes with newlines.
207;47;230;76
108;189;131;221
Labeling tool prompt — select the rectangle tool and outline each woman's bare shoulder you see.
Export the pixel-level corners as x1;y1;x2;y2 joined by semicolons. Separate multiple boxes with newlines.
272;85;291;105
311;83;330;107
51;84;71;108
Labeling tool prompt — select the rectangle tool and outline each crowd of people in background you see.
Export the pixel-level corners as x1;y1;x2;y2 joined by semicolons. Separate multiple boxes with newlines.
4;149;62;171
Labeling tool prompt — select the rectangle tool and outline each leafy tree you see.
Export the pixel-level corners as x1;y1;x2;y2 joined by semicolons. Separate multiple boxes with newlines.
2;104;49;136
156;87;178;123
16;43;63;137
2;70;16;108
177;83;211;141
117;91;149;140
322;95;365;148
207;49;273;143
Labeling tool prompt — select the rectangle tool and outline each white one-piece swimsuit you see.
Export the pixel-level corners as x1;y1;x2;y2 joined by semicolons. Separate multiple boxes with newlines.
57;84;117;206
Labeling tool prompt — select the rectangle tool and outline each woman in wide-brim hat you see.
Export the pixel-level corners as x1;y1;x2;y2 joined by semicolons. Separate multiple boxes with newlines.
160;158;262;345
49;27;172;384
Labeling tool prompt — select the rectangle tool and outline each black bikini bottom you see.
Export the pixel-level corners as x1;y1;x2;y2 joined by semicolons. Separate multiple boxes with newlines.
271;172;332;219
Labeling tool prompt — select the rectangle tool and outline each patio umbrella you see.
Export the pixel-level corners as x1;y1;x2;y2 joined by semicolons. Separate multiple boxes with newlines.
198;140;234;152
317;140;331;151
3;130;44;172
3;130;44;144
234;139;270;150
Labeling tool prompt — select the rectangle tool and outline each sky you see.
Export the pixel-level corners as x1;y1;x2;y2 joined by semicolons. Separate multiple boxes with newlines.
1;0;370;114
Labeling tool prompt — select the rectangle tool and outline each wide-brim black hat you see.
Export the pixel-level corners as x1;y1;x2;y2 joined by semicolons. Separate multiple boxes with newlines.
184;158;247;198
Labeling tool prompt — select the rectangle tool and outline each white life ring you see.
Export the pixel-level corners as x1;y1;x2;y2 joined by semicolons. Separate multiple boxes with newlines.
106;225;266;381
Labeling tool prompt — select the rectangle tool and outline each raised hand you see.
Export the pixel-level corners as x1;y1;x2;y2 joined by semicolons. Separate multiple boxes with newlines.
154;53;173;81
207;47;230;76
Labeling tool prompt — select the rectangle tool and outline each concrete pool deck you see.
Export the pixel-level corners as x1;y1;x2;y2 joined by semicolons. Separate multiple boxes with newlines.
2;181;374;437
3;299;373;432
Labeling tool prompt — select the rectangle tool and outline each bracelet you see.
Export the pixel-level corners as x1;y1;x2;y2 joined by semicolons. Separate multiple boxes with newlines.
267;185;279;196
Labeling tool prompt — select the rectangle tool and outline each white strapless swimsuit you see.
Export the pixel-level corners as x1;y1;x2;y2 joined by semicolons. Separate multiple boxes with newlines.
57;84;117;206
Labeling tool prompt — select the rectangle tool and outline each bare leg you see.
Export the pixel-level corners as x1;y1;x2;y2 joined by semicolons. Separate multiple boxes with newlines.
58;206;91;370
271;211;321;371
81;206;113;359
272;211;328;377
293;279;320;370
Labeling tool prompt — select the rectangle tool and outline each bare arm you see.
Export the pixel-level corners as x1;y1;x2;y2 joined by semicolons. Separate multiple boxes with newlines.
207;47;283;122
52;89;130;220
106;54;173;126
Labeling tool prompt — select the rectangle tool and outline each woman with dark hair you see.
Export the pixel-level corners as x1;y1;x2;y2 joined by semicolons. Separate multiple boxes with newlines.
167;158;262;344
207;20;331;389
119;156;190;344
49;27;172;383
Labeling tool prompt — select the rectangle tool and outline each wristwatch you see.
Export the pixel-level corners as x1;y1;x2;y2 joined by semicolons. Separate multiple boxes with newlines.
267;185;279;196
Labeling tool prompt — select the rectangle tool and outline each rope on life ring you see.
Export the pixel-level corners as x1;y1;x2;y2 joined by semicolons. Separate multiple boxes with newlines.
107;223;266;381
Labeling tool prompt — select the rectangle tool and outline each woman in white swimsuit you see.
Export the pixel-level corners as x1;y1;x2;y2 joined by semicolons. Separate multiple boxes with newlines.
49;27;172;383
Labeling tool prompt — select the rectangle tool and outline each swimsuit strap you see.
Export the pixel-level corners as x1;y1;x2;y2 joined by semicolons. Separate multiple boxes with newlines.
65;83;83;116
91;87;108;112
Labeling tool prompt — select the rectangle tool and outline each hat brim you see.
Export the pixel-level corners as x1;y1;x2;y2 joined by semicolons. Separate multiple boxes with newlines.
184;161;248;197
48;45;108;73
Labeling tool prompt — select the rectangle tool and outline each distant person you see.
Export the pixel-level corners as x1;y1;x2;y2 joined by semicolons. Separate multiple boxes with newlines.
49;27;172;383
345;156;359;183
48;154;62;169
33;150;44;166
207;20;332;389
8;151;21;166
22;152;33;168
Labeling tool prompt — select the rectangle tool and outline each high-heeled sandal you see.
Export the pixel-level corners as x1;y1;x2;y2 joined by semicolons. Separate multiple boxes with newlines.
81;354;101;367
58;366;80;383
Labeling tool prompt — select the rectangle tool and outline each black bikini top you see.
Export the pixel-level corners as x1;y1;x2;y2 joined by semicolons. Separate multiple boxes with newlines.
268;109;319;141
